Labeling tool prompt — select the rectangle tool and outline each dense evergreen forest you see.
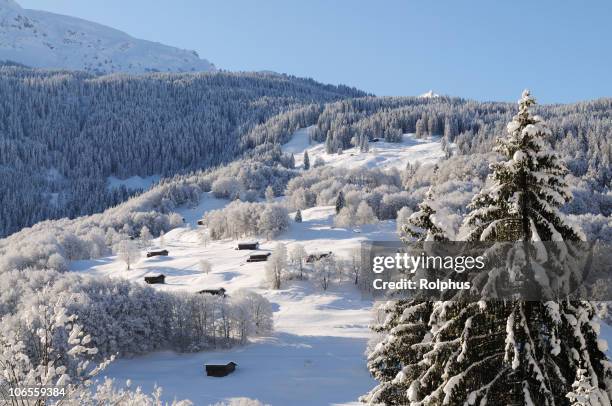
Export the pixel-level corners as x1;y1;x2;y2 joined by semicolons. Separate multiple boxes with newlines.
0;66;365;236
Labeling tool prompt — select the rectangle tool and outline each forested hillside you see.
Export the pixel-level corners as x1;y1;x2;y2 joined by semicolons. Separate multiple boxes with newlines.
0;66;365;236
308;96;611;189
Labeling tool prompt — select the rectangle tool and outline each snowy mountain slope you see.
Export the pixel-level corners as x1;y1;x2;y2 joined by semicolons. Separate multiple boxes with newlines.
66;132;447;404
70;204;399;405
419;90;440;98
283;127;445;170
0;0;214;73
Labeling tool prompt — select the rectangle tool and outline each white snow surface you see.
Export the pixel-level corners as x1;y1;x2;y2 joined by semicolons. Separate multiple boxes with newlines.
419;90;440;98
66;127;450;404
284;130;445;171
71;203;399;405
107;175;161;191
0;0;214;74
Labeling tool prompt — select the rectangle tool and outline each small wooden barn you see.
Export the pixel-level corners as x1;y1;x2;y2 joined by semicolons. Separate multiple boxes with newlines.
144;274;165;284
197;287;226;297
146;249;169;258
306;251;333;263
247;252;271;262
205;362;237;377
237;242;259;250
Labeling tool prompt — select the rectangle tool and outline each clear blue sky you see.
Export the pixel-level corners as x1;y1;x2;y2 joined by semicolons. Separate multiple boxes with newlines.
19;0;612;103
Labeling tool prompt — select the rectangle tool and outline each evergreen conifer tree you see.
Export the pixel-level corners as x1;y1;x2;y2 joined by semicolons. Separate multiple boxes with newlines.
303;150;310;170
325;131;334;154
400;188;448;242
363;91;612;405
335;191;346;214
294;209;302;223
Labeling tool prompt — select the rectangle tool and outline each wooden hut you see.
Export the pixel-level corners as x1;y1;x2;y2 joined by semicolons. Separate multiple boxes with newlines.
237;242;259;250
144;274;165;284
247;252;271;262
146;249;169;258
197;287;226;297
205;362;237;377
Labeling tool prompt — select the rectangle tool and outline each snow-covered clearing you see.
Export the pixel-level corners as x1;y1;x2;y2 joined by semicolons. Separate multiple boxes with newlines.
68;129;447;404
71;204;398;405
107;175;161;191
283;129;445;171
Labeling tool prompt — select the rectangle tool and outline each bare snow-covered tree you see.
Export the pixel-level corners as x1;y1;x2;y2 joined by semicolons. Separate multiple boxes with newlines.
314;256;335;291
334;207;354;228
114;239;141;270
355;201;377;225
289;243;307;279
395;206;412;234
0;293;115;405
199;228;211;247
212;177;243;200
265;243;287;289
140;225;152;249
199;259;212;274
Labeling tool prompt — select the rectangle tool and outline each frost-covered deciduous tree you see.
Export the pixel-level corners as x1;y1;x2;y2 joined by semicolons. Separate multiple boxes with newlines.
140;225;152;249
334;207;354;228
355;201;377;225
199;228;211;247
289;243;307;279
0;293;115;405
231;289;274;337
212;177;243;200
314;256;335;291
114;239;141;270
395;206;412;234
199;259;212;274
265;243;287;289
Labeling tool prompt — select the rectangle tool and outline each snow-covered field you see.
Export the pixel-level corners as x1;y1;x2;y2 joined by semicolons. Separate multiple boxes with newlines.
283;126;445;171
71;204;397;405
68;130;445;405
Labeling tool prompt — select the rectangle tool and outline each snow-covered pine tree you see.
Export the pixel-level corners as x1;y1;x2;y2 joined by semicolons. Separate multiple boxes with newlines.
363;189;447;405
335;191;346;214
463;89;583;243
303;150;310;170
325;131;334;154
400;188;448;242
363;90;612;405
294;209;302;223
567;368;599;406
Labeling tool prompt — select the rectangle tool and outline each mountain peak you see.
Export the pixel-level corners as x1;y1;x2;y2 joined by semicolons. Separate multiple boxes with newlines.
419;90;441;98
0;0;215;74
